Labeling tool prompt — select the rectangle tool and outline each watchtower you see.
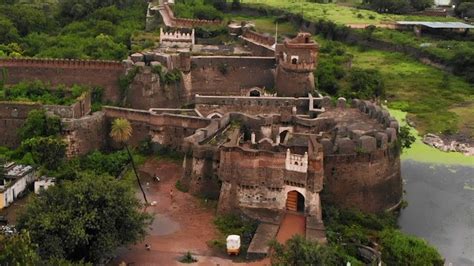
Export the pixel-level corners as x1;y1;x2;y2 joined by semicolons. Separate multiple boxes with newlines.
275;33;319;97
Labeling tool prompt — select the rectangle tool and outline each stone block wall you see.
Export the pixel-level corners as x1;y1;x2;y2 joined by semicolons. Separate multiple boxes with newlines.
0;102;41;147
62;111;107;157
0;58;125;103
190;56;276;96
321;99;402;213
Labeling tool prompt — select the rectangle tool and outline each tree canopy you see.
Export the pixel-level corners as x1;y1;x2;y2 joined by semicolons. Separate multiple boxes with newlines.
17;173;151;263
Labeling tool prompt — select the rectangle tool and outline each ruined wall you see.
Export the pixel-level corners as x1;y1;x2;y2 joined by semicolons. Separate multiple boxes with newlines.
104;106;210;149
44;92;92;119
195;95;310;117
0;102;41;147
62;112;106;157
0;58;125;102
191;56;276;96
126;66;187;109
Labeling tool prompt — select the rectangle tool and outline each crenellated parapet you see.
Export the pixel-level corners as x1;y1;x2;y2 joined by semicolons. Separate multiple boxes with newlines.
0;58;123;69
241;29;276;48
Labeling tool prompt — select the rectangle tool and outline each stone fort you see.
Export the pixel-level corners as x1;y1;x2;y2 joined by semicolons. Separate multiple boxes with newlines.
0;3;402;248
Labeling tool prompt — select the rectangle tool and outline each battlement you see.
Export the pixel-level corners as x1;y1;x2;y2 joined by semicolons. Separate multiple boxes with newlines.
241;30;276;48
0;58;123;69
160;28;195;45
163;3;221;28
319;98;400;156
285;149;308;173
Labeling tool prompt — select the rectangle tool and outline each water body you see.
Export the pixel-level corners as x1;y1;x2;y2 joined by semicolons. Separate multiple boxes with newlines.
399;161;474;265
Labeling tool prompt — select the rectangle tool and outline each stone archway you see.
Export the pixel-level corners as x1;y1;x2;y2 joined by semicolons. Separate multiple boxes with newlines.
249;89;262;97
207;112;223;119
286;190;305;213
279;130;289;143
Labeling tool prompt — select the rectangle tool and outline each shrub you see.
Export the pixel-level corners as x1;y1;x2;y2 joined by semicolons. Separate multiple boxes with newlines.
179;252;198;263
347;68;385;99
20;110;62;141
379;229;444;265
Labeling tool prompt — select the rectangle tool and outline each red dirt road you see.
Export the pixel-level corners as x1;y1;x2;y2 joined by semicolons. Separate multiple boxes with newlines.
113;158;229;265
275;213;306;244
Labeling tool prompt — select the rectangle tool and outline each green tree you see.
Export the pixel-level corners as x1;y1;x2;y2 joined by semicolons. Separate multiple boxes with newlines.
17;173;151;263
410;0;434;11
379;229;444;265
21;137;67;170
19;109;62;141
348;68;385;99
270;235;352;265
0;16;20;43
398;125;416;152
110;118;148;204
0;230;41;265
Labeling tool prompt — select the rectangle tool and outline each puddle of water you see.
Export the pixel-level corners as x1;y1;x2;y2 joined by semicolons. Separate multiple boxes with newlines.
148;213;180;236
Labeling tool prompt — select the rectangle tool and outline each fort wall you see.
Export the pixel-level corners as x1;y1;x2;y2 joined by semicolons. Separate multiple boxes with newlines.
103;106;210;149
0;102;41;147
0;58;125;103
190;56;276;96
62;111;106;157
320;99;402;213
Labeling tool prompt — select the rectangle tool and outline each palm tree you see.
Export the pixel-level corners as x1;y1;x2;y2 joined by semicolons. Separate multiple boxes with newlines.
110;118;148;204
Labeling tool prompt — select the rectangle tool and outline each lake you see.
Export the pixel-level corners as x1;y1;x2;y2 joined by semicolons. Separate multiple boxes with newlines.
399;160;474;265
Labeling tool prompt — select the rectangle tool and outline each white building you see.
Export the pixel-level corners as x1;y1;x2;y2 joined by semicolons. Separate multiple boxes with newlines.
34;176;55;194
434;0;452;6
0;163;35;209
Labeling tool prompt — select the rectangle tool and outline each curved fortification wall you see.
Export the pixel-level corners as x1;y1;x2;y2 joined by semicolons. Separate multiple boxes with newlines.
321;100;402;213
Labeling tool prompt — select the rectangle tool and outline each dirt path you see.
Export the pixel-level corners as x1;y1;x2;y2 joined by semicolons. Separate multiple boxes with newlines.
275;213;306;244
113;158;226;265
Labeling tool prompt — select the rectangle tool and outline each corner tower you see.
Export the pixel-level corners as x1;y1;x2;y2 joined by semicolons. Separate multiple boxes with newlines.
275;33;319;97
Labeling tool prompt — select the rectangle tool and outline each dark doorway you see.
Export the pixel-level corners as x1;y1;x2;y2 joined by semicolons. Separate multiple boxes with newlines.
249;90;261;97
286;190;305;213
291;58;298;64
279;130;289;143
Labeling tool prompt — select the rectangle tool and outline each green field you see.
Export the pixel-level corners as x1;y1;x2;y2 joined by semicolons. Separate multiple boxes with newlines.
244;0;460;25
312;35;474;139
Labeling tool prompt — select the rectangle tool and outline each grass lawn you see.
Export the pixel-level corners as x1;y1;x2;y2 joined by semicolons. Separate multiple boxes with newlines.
244;0;460;25
347;46;474;137
312;35;474;138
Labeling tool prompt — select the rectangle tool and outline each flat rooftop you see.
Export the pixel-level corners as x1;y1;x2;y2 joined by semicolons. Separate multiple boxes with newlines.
397;21;474;29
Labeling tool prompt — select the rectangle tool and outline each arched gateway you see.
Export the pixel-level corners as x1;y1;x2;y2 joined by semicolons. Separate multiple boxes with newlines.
286;190;305;213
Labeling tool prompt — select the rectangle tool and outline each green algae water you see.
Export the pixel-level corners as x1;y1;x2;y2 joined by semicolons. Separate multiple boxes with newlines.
389;108;474;264
389;108;474;166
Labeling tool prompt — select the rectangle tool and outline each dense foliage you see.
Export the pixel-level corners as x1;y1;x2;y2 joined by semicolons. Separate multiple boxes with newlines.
174;0;224;20
322;206;444;264
1;81;87;105
19;109;61;141
0;0;146;60
21;137;67;170
270;235;353;266
0;231;41;265
211;214;258;255
17;172;151;263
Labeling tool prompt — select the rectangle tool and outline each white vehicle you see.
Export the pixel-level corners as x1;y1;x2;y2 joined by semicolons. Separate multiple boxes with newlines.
226;235;241;256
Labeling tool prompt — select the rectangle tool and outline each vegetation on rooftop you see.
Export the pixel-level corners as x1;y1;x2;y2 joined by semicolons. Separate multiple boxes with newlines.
0;81;88;105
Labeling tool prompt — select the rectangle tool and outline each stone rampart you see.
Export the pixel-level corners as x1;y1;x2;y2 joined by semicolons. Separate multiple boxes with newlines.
321;99;402;213
163;3;221;28
44;92;91;119
62;111;106;156
0;58;125;102
242;30;276;47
